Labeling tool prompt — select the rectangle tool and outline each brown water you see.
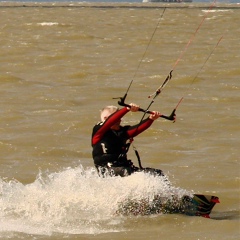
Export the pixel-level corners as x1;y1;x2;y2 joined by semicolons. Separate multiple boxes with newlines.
0;2;239;239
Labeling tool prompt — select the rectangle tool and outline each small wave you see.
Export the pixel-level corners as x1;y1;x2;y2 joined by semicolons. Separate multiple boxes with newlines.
37;22;59;26
202;9;232;13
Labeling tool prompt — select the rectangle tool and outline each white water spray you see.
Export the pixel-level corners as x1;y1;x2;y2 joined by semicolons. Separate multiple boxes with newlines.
0;165;192;236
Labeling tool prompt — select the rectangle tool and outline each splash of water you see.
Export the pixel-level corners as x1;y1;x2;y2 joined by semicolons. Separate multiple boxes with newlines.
0;165;192;236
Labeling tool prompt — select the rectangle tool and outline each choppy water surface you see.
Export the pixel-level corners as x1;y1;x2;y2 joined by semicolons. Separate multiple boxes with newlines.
0;2;239;239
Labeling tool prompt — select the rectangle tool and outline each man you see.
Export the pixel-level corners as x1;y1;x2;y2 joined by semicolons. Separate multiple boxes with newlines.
91;103;166;177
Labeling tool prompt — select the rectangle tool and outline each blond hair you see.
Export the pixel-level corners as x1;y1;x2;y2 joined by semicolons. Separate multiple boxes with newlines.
100;105;118;122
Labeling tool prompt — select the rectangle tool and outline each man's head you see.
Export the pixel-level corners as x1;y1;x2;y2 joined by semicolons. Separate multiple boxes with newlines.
100;106;118;122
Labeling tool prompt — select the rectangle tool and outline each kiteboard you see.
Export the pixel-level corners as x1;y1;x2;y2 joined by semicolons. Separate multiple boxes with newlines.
117;193;219;218
181;194;220;218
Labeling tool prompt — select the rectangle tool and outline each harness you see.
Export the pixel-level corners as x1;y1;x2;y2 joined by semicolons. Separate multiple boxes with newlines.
119;137;143;169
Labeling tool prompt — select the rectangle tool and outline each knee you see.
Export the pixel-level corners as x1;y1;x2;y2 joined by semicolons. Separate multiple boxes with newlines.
111;167;132;177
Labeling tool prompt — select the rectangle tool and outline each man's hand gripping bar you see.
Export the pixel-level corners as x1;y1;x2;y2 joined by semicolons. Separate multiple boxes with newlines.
117;97;176;122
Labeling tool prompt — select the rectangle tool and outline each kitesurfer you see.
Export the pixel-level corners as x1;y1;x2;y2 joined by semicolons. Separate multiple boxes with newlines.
91;103;166;177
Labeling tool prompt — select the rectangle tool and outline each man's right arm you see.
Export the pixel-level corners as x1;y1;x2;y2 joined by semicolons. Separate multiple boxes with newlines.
92;107;129;145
